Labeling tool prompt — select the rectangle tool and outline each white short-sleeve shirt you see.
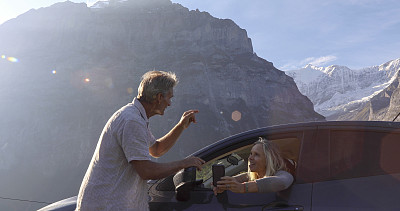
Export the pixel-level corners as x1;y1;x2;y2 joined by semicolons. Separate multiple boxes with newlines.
76;98;156;210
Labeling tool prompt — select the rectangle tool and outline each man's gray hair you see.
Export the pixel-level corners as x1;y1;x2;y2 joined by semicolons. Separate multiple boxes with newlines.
137;70;178;103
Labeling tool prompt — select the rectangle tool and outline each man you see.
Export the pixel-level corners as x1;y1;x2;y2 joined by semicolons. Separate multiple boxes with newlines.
76;71;205;210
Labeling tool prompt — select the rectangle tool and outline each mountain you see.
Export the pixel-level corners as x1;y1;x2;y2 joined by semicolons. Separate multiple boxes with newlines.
342;68;400;121
286;58;400;120
0;0;324;209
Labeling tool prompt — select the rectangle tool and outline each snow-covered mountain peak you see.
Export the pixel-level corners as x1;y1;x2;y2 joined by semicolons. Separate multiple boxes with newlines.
287;64;355;84
90;1;110;9
304;64;312;68
90;0;128;9
323;65;353;77
379;58;400;73
304;64;316;69
286;65;324;84
303;63;325;72
286;58;400;119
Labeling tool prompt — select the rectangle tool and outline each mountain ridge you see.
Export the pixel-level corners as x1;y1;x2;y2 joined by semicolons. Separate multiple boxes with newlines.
286;58;400;120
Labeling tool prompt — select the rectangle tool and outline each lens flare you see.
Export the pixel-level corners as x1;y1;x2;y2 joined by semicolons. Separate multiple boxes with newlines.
127;87;134;94
232;110;242;122
84;78;90;82
7;57;18;63
52;70;57;74
1;55;5;59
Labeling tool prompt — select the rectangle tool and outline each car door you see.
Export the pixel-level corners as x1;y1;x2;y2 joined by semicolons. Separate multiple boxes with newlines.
149;126;317;210
311;123;400;210
149;154;306;211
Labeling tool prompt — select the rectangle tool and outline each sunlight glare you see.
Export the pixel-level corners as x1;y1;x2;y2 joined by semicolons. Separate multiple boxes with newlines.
6;56;18;63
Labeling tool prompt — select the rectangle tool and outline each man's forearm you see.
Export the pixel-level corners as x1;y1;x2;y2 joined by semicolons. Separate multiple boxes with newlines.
150;110;198;157
150;123;184;157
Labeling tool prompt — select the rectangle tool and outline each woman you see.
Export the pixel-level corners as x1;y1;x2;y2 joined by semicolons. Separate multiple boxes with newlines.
213;137;294;195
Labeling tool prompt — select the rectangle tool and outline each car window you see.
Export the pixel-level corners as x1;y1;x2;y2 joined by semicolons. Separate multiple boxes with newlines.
155;136;301;192
195;137;301;189
330;130;400;180
197;152;247;189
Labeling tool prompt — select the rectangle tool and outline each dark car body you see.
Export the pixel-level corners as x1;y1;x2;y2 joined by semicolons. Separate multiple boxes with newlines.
39;121;400;210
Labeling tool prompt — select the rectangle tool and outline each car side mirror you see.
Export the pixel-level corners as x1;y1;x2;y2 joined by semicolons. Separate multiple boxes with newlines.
173;167;201;201
227;155;239;165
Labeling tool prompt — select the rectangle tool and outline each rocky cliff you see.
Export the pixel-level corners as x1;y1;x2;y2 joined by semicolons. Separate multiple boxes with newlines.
0;0;323;209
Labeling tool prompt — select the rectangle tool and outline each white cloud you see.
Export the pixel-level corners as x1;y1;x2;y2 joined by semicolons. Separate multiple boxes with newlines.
280;55;338;71
301;55;337;66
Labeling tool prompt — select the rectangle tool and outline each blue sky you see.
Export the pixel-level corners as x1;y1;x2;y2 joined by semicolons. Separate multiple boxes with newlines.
1;0;399;70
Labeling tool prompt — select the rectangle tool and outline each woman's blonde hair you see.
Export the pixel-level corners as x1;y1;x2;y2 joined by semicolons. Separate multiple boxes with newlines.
248;137;286;180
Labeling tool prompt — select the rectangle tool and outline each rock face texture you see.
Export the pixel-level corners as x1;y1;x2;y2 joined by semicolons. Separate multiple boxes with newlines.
286;58;400;120
347;72;400;121
0;0;323;208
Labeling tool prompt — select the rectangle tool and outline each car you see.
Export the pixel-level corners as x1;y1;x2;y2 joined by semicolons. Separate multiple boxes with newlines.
39;121;400;210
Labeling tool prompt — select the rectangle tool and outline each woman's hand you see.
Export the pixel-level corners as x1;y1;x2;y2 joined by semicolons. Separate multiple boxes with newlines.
212;184;224;196
213;176;245;195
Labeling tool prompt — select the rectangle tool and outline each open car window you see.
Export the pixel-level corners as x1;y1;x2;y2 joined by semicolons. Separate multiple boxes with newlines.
155;137;301;191
195;137;301;189
196;151;247;189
